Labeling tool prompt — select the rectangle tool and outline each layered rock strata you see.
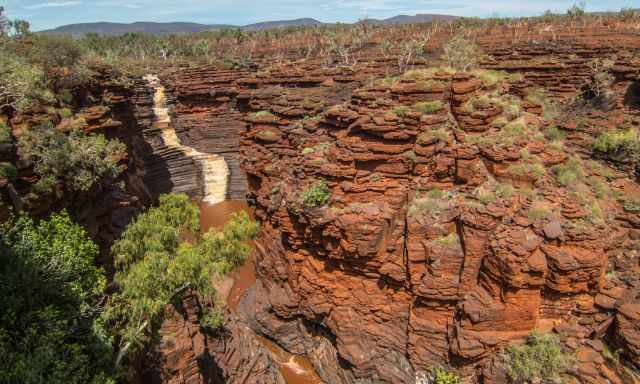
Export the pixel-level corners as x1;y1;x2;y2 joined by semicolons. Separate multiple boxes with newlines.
236;67;640;383
141;74;229;204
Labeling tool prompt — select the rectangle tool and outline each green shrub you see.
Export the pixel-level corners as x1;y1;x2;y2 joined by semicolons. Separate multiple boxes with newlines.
624;197;640;212
412;100;444;114
476;183;515;205
0;50;52;111
201;307;225;331
409;189;451;218
301;179;331;208
471;69;508;87
417;80;441;91
418;128;450;144
492;116;509;128
547;140;564;152
505;331;572;384
301;142;329;156
58;108;73;119
0;211;114;383
441;34;484;72
0;122;11;143
507;162;546;179
471;94;492;109
528;202;552;221
256;130;278;141
404;150;418;164
17;122;126;193
476;187;496;204
427;188;445;199
552;157;585;187
432;367;462;384
434;233;459;248
593;128;640;158
0;162;16;181
544;125;565;141
393;105;410;117
620;7;638;20
253;110;274;118
495;183;516;199
105;194;258;365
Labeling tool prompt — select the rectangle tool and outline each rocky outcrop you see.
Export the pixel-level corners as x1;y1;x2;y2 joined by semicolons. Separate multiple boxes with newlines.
129;23;640;383
236;61;640;382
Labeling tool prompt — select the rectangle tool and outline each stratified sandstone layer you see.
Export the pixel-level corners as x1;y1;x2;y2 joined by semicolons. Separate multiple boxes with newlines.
223;27;639;384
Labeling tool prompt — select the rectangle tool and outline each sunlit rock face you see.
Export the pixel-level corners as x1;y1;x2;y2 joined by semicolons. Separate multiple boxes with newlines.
128;23;640;383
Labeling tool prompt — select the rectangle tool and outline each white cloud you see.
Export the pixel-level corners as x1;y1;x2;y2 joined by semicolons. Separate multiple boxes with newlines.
24;1;83;10
95;1;142;8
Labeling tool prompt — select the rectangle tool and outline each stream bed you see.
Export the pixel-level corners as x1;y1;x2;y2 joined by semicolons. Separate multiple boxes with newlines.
200;200;323;384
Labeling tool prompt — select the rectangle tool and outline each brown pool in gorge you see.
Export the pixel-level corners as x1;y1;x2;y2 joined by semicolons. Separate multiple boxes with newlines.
200;200;323;384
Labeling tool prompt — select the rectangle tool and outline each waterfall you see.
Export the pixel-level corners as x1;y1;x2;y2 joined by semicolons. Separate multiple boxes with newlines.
143;74;229;204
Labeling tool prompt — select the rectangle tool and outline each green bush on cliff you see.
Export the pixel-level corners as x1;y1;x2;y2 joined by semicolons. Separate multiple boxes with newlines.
103;194;258;366
0;162;17;181
552;157;585;187
432;368;461;384
0;51;52;111
408;189;451;219
413;100;444;114
301;178;331;208
623;196;640;212
441;35;484;72
504;331;572;384
593;128;640;159
17;122;126;194
0;211;115;383
0;122;11;143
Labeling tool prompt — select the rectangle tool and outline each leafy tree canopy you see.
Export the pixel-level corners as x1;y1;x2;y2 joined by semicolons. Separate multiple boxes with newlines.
0;211;115;384
17;122;126;194
103;194;258;366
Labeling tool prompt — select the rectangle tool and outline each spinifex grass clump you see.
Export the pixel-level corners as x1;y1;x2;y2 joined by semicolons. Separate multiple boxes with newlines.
412;100;444;114
504;331;572;384
301;178;331;208
408;189;453;219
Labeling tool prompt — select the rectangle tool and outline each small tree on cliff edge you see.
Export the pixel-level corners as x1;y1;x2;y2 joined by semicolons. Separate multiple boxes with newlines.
441;34;484;72
0;7;9;36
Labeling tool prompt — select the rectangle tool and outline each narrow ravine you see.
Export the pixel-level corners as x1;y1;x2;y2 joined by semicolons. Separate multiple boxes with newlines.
145;74;324;383
144;74;229;204
202;200;324;384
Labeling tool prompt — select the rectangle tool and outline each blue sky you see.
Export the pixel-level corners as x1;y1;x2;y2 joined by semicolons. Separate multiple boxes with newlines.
3;0;638;31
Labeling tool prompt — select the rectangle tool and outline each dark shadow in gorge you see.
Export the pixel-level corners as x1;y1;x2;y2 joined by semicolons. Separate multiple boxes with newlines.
624;81;640;111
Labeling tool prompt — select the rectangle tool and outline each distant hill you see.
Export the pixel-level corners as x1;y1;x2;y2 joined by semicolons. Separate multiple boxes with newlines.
42;18;325;37
243;18;323;31
369;14;459;24
42;22;233;36
42;14;458;37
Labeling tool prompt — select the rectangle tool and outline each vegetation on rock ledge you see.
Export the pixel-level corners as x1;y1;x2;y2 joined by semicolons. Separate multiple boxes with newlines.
301;178;331;208
103;194;258;367
504;331;572;384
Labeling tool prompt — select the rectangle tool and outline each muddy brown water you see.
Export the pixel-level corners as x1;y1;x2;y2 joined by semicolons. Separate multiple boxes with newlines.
200;200;324;384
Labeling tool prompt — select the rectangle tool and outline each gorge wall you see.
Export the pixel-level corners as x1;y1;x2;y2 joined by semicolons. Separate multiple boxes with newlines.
153;25;640;384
